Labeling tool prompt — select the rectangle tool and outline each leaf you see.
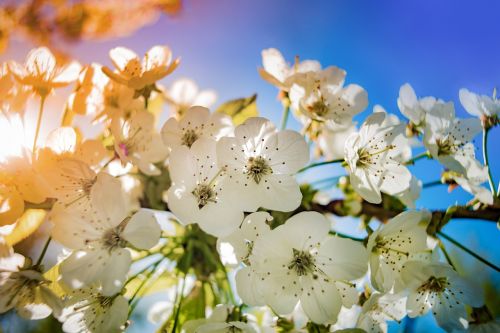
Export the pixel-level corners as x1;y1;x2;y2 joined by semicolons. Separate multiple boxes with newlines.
216;94;258;125
4;209;47;246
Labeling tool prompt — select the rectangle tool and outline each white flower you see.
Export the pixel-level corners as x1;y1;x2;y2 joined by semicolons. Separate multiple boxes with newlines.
459;88;500;120
366;210;431;292
397;83;440;127
423;101;482;173
183;304;257;333
448;158;494;205
289;67;368;125
246;212;367;324
59;287;128;333
164;78;217;117
51;208;161;295
167;138;244;237
218;212;273;306
8;47;81;97
161;106;233;150
344;112;412;204
217;117;309;212
218;211;272;265
111;109;167;175
46;158;124;213
398;261;483;332
356;293;407;333
259;48;321;91
0;62;30;114
393;176;422;209
102;45;179;91
0;253;62;319
317;122;357;160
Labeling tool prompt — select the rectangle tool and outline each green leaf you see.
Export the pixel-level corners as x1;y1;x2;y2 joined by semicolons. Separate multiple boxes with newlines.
216;94;258;125
124;271;177;298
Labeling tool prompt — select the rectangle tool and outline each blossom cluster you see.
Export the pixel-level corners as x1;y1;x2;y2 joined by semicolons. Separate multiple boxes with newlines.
0;44;498;333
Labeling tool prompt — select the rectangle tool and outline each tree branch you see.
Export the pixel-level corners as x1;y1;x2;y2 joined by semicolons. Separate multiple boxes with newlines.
310;199;500;233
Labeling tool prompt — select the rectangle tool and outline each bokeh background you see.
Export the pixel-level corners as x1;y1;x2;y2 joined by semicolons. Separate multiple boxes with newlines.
1;0;499;332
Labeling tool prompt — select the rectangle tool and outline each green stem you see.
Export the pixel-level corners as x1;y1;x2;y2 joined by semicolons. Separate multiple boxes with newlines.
128;259;163;315
482;128;497;197
328;231;365;242
438;231;500;272
280;104;290;130
32;95;46;157
422;180;443;189
298;159;344;173
405;151;431;165
35;237;51;267
438;241;456;270
171;275;187;333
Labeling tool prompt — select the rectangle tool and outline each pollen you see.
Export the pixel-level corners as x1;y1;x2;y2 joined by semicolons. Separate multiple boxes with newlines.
245;156;272;184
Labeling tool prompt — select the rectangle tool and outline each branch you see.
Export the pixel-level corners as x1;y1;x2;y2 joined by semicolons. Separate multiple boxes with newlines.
310;199;500;233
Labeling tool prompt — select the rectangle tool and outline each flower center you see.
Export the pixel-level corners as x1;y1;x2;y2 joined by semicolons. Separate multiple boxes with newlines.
288;249;315;276
356;145;395;168
308;99;329;117
436;137;457;156
192;184;217;209
419;276;448;293
181;129;199;147
246;156;272;184
103;227;127;250
98;296;114;308
227;326;243;333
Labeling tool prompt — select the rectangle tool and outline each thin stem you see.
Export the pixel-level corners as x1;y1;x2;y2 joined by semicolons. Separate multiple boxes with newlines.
422;180;443;189
405;151;431;165
280;104;290;130
328;231;365;242
32;95;46;157
128;259;163;315
438;231;500;272
35;237;51;267
171;275;187;333
298;159;344;173
482;128;497;196
438;241;456;270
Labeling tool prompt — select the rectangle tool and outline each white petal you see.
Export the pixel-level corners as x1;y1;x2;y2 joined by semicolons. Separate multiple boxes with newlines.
122;209;161;249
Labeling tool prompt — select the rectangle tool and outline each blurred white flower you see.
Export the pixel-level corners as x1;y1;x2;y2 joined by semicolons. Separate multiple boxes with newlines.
111;109;167;175
217;117;309;212
259;48;321;91
164;78;217;117
317;122;357;160
184;304;257;333
0;253;62;320
102;45;179;91
161;106;233;150
344;112;412;204
459;88;500;121
448;159;494;205
8;47;81;97
397;83;440;128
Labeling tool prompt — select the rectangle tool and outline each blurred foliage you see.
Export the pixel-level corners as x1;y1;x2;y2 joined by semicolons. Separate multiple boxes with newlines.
216;94;258;125
0;0;182;56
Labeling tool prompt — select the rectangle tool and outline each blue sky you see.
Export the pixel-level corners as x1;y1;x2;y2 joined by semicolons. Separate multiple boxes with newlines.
2;0;499;331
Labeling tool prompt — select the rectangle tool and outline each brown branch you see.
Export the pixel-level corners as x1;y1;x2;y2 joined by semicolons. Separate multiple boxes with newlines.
310;199;500;234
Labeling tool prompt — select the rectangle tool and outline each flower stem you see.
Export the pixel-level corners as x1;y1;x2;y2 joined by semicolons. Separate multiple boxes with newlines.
35;236;51;267
298;159;344;173
482;128;497;197
405;151;431;165
32;95;46;157
438;231;500;272
328;231;365;242
171;275;187;332
280;104;290;130
422;180;443;189
438;241;456;270
128;259;163;315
